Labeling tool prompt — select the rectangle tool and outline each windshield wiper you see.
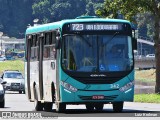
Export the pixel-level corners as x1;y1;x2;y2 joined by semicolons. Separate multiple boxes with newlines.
78;35;92;47
103;32;119;47
63;34;92;47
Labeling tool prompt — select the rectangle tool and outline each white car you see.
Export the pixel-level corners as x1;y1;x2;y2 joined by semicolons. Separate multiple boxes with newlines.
0;56;6;61
0;70;25;94
146;54;155;58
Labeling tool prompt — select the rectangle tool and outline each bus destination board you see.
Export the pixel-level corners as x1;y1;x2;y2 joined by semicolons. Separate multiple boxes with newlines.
70;23;123;31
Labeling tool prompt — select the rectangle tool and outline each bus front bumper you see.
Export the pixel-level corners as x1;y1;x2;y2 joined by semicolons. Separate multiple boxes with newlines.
60;86;134;104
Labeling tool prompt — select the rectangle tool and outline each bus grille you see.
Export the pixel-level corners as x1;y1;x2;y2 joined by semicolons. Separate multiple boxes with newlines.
74;77;121;84
78;95;118;101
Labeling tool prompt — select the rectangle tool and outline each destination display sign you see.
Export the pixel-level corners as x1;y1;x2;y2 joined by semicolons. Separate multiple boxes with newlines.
70;23;123;31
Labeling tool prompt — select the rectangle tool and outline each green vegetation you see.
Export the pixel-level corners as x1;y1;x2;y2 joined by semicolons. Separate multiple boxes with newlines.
0;60;24;75
0;0;104;38
134;94;160;103
0;0;154;40
0;0;33;38
135;69;155;83
96;0;156;39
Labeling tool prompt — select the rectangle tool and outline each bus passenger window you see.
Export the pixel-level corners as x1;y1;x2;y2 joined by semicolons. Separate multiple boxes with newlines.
45;33;50;45
31;48;34;60
50;46;56;59
48;32;56;59
30;35;39;61
43;47;49;59
51;32;56;44
30;38;34;60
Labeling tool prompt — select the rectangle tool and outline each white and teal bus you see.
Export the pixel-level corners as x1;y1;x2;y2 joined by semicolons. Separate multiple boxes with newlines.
25;16;137;112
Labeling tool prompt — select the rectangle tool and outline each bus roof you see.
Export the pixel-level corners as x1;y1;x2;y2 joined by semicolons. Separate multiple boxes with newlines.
26;17;131;35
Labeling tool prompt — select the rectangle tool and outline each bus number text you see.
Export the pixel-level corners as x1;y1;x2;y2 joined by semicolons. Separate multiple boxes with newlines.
110;84;119;89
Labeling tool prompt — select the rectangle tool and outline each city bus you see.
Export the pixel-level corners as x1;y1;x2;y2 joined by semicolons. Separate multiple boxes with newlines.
25;16;137;112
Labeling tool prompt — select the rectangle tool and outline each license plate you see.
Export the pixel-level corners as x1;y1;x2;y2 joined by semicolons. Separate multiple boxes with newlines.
92;95;104;100
11;84;20;89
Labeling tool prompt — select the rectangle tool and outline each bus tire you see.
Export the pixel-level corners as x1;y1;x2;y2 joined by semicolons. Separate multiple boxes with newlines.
19;91;22;94
34;87;43;111
44;102;53;111
0;99;5;108
86;104;94;111
112;102;124;112
56;102;66;113
95;103;104;111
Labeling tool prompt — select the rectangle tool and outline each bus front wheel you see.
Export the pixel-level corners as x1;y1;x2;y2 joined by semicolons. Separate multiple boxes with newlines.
112;102;124;112
56;102;66;113
95;103;104;111
19;91;22;94
86;104;94;111
0;99;5;108
44;102;53;111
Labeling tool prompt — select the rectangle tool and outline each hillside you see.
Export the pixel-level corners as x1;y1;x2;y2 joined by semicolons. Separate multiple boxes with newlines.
0;0;104;38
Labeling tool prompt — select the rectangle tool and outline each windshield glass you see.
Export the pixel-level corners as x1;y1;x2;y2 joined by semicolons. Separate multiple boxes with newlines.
4;73;23;79
62;34;133;72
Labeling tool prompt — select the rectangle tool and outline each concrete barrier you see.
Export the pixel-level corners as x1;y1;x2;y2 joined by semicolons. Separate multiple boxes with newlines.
135;57;155;69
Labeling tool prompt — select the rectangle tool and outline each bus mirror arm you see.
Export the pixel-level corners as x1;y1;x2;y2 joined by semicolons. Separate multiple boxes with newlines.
55;29;61;49
132;38;137;50
132;29;137;50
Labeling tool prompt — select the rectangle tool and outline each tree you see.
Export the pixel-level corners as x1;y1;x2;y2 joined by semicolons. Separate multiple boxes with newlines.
85;0;104;16
135;13;154;39
0;0;33;38
0;0;104;38
32;0;104;23
32;0;52;23
96;0;160;93
32;0;86;23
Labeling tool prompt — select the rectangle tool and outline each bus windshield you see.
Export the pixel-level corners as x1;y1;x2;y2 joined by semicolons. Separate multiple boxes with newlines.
62;34;133;72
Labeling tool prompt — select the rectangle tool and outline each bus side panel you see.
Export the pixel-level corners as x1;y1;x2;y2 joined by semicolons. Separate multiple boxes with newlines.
30;61;39;101
25;62;30;100
43;59;56;102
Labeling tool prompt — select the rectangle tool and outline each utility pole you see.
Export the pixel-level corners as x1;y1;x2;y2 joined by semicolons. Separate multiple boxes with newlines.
0;32;3;56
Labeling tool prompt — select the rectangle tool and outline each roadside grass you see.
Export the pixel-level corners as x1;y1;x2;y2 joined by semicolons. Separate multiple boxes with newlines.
134;94;160;103
135;69;155;83
135;69;158;103
0;60;24;74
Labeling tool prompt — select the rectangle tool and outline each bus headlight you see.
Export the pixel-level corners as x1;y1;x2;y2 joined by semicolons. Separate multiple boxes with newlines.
61;81;77;92
119;81;134;92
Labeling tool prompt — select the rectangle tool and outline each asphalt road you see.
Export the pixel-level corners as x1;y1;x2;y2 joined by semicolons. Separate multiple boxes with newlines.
0;91;160;118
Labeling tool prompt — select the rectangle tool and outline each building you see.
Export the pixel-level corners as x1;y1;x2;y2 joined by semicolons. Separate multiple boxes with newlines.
0;36;24;55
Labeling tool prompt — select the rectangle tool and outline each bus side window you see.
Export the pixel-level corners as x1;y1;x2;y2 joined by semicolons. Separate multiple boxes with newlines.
30;37;34;60
50;32;56;59
26;35;31;61
43;33;50;59
43;47;49;58
51;32;56;44
43;32;56;60
30;35;39;61
35;35;39;61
